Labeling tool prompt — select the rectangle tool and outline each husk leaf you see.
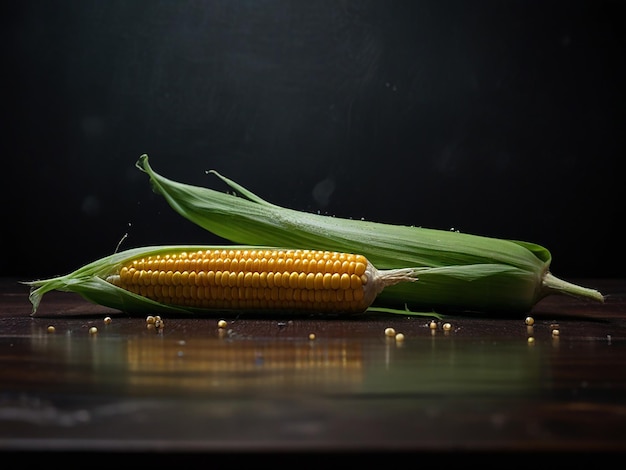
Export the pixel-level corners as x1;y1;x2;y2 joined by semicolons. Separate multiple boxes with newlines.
135;154;604;314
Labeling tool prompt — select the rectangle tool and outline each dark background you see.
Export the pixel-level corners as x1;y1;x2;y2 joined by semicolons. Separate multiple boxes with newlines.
2;0;624;281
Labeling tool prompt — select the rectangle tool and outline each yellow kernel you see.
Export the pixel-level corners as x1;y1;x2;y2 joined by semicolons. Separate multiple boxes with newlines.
552;329;560;337
442;322;452;331
146;315;156;324
104;316;112;324
322;273;332;289
317;259;326;272
218;319;228;329
354;261;366;276
47;325;55;333
332;260;342;273
347;261;356;274
304;273;315;289
308;333;316;340
395;333;405;342
429;320;438;330
350;274;362;290
528;337;535;344
250;272;260;288
89;326;98;335
340;260;349;274
384;327;396;337
324;259;335;273
289;272;299;289
340;273;351;289
525;316;535;326
296;272;306;289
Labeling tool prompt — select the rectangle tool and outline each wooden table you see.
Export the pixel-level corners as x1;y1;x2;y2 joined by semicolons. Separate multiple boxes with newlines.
1;277;624;462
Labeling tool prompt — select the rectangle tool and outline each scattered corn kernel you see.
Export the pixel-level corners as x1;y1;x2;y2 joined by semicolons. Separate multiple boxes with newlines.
308;333;316;340
429;320;437;330
527;337;535;344
442;322;452;331
47;325;55;333
384;327;396;337
146;315;156;324
218;319;228;329
525;316;534;326
395;333;405;342
104;316;112;324
552;329;560;337
89;326;98;335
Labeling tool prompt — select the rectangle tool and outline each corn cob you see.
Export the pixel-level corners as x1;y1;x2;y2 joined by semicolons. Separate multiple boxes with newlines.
135;154;604;314
25;246;420;315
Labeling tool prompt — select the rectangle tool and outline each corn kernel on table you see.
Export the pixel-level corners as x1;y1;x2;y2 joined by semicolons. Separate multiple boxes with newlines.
1;277;624;463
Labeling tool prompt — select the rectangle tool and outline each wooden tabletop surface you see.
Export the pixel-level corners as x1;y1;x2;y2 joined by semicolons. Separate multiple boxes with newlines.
1;277;624;461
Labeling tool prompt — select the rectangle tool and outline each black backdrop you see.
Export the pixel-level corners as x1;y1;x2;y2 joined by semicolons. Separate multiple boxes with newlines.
3;0;624;281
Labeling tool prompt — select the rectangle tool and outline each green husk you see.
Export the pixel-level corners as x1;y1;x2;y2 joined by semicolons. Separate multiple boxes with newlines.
25;245;437;317
135;154;604;314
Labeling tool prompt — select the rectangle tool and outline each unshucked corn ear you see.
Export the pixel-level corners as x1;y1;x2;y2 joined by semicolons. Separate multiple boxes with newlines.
25;246;420;315
135;154;604;314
